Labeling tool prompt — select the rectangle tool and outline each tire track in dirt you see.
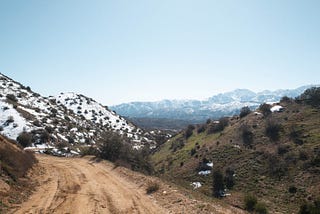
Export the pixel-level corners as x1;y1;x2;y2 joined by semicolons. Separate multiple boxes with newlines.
11;155;165;214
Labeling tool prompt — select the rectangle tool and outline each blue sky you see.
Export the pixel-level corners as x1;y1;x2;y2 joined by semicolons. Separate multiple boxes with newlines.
1;0;319;105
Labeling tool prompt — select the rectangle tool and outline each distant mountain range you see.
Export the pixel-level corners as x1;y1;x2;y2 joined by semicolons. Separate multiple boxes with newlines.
111;86;316;126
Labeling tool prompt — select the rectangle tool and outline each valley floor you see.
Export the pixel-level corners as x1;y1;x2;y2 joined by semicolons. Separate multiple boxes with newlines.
8;154;244;214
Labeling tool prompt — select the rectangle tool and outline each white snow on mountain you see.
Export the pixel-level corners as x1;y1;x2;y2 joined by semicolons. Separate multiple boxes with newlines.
111;86;316;122
0;73;153;150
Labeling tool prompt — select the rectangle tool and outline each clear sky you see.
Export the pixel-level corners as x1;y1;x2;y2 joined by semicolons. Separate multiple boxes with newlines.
0;0;319;105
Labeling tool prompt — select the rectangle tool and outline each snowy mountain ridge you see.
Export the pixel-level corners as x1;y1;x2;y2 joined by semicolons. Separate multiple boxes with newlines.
111;85;316;122
0;73;154;151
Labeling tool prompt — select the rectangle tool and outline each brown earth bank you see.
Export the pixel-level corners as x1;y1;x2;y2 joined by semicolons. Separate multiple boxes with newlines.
8;154;245;214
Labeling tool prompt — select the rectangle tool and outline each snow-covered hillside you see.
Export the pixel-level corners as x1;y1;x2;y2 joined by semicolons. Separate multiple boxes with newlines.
0;73;153;150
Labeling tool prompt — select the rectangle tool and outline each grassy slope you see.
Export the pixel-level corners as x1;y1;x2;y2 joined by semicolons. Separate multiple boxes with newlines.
151;101;320;213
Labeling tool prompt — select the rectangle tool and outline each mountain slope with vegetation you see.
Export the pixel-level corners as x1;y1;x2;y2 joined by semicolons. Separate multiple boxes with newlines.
151;88;320;213
0;73;157;153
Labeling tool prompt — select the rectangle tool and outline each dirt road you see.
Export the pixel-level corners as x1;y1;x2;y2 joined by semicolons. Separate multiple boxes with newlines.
11;155;245;214
12;155;166;214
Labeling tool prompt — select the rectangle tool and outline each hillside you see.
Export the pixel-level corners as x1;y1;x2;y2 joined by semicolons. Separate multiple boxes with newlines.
111;86;314;126
0;135;37;212
151;95;320;213
0;73;155;152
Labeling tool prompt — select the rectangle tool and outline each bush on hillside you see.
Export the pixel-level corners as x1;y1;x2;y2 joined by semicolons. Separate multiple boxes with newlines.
259;103;272;117
289;127;304;145
266;153;288;179
185;125;195;139
241;125;254;148
244;194;258;211
298;200;320;214
254;202;268;214
212;169;225;198
146;181;160;194
207;117;229;134
197;125;206;133
225;168;235;189
280;96;293;103
98;132;154;175
17;132;32;147
170;139;185;152
297;87;320;108
240;106;251;118
277;144;290;155
265;120;282;141
99;132;123;161
6;94;17;102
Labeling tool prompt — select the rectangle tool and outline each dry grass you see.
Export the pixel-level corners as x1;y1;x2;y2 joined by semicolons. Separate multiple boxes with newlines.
0;135;37;180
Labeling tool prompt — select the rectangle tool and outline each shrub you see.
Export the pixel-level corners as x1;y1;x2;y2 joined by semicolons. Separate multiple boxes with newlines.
97;132;154;175
244;194;257;211
6;94;17;102
207;117;229;134
212;169;224;198
240;106;251;118
289;127;303;145
80;146;98;156
6;116;14;124
225;168;235;189
277;145;290;155
98;132;123;161
298;200;320;214
45;126;54;133
254;202;268;214
288;185;297;194
33;120;41;127
299;150;309;161
266;153;288;179
146;181;159;194
56;142;68;151
297;87;320;108
281;96;293;103
170;140;185;152
17;132;32;147
259;103;271;117
197;125;206;134
185;125;195;139
265;120;282;141
241;125;253;147
190;148;197;156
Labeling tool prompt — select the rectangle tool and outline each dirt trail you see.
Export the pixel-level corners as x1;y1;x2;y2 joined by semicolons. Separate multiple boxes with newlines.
11;154;245;214
11;155;166;214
